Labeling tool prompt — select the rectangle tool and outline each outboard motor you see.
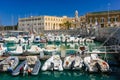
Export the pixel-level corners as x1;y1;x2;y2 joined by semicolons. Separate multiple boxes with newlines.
95;62;101;72
50;62;54;70
70;60;75;70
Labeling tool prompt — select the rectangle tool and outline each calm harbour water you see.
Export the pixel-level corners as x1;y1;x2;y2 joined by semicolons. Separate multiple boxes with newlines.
1;42;120;80
0;66;120;80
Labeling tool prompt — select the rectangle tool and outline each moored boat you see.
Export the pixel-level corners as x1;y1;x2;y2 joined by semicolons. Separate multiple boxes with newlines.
12;60;27;76
84;56;98;72
0;56;19;72
91;54;111;73
12;56;41;76
0;43;7;56
9;45;23;55
83;54;111;73
4;37;19;43
63;55;83;70
27;45;43;54
41;55;63;71
43;45;58;53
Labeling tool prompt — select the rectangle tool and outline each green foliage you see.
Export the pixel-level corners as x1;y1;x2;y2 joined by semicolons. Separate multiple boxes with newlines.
60;21;72;30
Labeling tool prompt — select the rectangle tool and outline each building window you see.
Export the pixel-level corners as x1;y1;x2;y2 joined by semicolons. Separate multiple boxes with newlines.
45;23;47;26
38;18;41;20
90;18;92;24
108;17;110;23
48;23;50;26
114;17;117;22
101;17;104;23
95;18;98;22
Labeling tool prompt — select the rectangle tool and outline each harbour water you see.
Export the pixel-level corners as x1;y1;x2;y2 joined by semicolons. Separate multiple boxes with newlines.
1;41;120;80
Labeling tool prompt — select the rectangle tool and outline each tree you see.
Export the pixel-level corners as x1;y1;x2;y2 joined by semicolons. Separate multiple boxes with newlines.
59;21;72;30
64;21;71;29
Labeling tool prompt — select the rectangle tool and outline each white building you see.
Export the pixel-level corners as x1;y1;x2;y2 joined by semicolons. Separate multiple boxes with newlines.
18;16;67;32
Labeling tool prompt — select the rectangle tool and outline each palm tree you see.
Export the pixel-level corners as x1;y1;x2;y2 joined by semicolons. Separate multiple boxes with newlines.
64;21;71;30
59;23;63;30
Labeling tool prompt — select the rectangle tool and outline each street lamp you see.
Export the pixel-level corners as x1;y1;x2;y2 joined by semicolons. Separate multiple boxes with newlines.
108;3;111;26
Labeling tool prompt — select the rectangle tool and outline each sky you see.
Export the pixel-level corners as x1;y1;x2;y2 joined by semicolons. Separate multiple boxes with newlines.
0;0;120;26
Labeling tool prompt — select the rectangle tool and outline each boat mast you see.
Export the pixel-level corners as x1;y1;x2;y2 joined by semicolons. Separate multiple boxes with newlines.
37;16;39;34
11;15;14;31
108;3;110;25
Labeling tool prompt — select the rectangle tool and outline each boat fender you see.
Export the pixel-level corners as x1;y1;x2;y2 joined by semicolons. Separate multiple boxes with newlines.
28;69;31;73
102;62;107;68
66;61;69;65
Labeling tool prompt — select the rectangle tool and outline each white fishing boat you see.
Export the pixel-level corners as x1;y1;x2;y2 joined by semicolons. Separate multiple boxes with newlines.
61;34;66;43
79;38;85;44
4;37;19;43
9;45;23;55
54;36;61;43
97;58;110;72
25;56;41;75
17;35;26;43
69;37;75;43
0;36;4;43
27;45;43;54
84;54;110;73
0;56;19;72
91;54;111;72
33;36;41;43
12;60;26;76
28;34;34;43
43;45;58;53
18;37;26;43
85;38;94;43
83;56;98;72
41;55;63;71
73;56;83;70
74;38;80;43
63;55;83;70
0;43;7;56
78;46;89;55
12;56;41;76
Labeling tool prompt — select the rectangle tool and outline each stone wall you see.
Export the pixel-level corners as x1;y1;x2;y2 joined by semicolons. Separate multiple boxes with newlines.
43;28;88;37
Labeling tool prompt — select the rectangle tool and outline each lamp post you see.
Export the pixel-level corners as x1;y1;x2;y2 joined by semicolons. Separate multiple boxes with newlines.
108;3;111;26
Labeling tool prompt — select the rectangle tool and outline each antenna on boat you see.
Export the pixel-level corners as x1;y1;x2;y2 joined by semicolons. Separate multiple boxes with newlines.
37;16;39;34
18;15;20;31
107;3;110;26
11;15;14;31
0;17;4;32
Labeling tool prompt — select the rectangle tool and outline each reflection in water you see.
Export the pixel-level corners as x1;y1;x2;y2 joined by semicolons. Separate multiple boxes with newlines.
0;67;119;80
41;71;111;80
